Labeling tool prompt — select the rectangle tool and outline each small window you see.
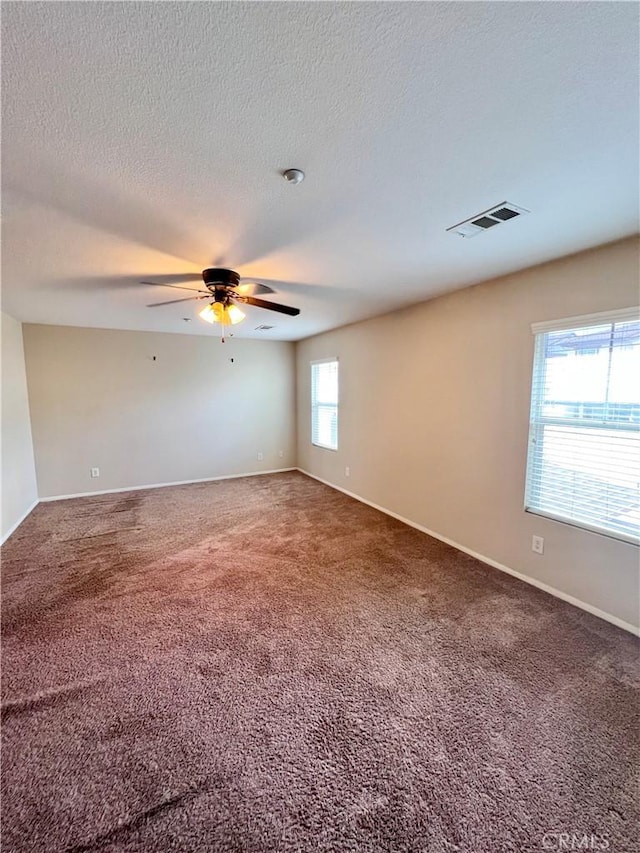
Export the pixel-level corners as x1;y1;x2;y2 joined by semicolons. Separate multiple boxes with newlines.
525;308;640;543
311;359;338;450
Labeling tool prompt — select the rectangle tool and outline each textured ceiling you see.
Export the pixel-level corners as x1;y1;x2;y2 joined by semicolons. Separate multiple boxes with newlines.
2;2;638;340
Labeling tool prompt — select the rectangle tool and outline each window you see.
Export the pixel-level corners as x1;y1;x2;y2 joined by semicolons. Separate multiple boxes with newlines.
525;308;640;544
311;359;338;450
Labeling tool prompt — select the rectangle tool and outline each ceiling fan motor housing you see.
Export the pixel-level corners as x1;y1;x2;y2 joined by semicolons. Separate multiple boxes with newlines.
202;268;240;290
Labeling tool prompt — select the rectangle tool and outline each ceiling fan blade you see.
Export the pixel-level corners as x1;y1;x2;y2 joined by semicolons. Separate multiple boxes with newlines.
236;295;300;316
141;273;203;284
147;296;207;308
140;281;210;295
236;281;275;296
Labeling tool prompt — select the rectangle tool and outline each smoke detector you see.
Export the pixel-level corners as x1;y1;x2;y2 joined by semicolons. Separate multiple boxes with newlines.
446;202;529;238
283;168;305;185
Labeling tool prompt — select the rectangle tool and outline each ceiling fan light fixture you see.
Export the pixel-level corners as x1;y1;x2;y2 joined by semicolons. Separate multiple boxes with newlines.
143;268;300;322
199;302;245;326
199;303;216;324
226;303;246;325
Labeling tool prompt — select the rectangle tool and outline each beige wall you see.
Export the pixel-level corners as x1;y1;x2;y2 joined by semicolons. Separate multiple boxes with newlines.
1;312;38;541
296;237;640;630
24;325;296;498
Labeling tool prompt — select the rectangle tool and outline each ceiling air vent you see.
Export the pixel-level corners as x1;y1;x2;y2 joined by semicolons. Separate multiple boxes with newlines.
446;202;529;238
255;324;275;331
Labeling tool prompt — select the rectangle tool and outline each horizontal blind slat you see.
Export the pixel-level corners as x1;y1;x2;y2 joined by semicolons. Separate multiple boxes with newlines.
526;316;640;543
311;360;339;450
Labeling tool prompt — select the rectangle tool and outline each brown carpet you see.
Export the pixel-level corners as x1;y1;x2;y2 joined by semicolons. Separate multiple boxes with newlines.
1;471;638;853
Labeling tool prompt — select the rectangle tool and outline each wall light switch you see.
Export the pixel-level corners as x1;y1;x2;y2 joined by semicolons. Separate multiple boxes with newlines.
345;466;350;477
532;535;544;555
90;467;100;478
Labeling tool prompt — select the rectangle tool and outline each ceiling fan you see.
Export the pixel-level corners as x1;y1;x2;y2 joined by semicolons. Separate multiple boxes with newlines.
142;268;300;331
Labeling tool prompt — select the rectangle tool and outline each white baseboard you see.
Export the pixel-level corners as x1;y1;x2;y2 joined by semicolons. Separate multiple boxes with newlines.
39;468;297;503
297;468;640;637
1;499;39;545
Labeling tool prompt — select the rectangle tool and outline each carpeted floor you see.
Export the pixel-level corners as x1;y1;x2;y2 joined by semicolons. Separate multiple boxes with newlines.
1;471;638;853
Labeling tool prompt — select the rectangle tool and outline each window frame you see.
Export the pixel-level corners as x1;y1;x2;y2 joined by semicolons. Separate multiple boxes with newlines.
310;357;339;452
524;306;640;545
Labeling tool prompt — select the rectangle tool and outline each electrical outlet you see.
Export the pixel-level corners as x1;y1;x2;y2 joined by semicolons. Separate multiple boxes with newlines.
278;450;284;458
532;535;544;555
90;467;100;478
257;452;263;461
345;466;350;477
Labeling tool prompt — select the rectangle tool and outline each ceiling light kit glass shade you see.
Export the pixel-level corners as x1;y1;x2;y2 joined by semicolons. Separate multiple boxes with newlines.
199;302;246;326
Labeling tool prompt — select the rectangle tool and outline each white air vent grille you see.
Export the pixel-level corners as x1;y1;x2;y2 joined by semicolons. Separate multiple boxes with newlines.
255;324;274;331
447;202;529;238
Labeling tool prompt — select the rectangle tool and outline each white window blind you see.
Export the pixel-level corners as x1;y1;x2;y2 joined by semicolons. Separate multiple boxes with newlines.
311;359;338;450
525;309;640;544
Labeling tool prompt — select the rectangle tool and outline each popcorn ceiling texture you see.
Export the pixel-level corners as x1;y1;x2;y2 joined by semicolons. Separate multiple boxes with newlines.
1;472;638;852
2;2;638;340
